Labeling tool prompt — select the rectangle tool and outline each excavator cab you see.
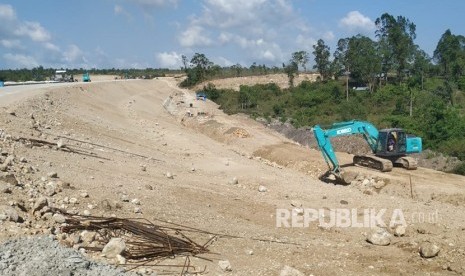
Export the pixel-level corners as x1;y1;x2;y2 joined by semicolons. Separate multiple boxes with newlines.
376;129;407;157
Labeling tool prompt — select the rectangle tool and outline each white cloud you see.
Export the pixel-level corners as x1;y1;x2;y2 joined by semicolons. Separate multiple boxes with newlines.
63;44;84;63
178;25;212;47
3;53;38;68
43;42;60;52
14;21;51;42
323;31;335;41
114;4;132;20
177;0;315;65
155;51;182;68
125;0;178;8
0;4;16;21
0;39;21;49
296;34;316;51
339;11;375;33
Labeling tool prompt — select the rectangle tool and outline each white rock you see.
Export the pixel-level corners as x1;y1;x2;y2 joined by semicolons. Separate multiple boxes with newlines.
47;172;58;178
83;210;91;216
258;185;268;192
394;225;406;237
134;207;142;213
80;192;89;198
69;198;78;204
367;228;391;246
81;231;97;244
45;182;57;196
228;177;239;185
116;254;126;265
166;172;173;179
102;238;126;258
0;205;19;222
33;197;48;212
279;265;305;276
420;242;440;258
131;198;141;205
218;260;232;271
52;213;66;223
362;179;370;186
120;194;129;202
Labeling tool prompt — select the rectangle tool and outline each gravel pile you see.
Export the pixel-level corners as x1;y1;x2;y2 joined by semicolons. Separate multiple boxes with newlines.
0;235;134;276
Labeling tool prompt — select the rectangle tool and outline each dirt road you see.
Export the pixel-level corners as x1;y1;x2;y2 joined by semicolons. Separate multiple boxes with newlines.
1;78;464;275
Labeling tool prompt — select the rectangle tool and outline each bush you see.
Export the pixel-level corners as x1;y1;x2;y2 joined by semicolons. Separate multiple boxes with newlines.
452;162;465;175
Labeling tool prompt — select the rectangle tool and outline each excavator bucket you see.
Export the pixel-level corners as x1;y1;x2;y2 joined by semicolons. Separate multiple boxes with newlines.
319;170;354;185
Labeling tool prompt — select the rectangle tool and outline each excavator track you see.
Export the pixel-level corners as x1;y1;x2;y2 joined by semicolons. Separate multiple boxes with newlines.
353;155;393;172
394;156;418;170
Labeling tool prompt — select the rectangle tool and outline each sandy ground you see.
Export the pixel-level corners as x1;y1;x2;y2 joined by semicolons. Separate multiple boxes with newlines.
1;77;465;275
192;73;320;91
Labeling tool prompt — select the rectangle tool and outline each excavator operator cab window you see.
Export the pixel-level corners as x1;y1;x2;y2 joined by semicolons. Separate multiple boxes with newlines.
387;132;397;152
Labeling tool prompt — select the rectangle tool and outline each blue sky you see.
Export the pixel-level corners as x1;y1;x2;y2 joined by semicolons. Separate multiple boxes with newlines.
0;0;463;69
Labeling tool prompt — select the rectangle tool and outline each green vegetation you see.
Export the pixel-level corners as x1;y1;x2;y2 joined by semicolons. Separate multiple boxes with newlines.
201;78;465;172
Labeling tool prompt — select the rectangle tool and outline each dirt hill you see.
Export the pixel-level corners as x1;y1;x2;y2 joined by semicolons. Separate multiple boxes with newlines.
0;78;464;275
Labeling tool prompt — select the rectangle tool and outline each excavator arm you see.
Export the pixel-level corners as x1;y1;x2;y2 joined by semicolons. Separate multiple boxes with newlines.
313;120;379;178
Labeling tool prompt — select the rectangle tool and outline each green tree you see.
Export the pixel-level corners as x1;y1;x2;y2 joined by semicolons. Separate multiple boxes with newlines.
312;39;332;81
190;53;213;81
291;51;310;72
433;29;465;80
375;13;417;83
283;61;298;87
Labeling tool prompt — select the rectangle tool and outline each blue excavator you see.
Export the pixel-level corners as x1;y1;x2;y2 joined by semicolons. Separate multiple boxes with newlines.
313;120;422;183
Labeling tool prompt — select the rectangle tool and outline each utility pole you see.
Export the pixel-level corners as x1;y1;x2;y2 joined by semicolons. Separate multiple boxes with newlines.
345;68;350;101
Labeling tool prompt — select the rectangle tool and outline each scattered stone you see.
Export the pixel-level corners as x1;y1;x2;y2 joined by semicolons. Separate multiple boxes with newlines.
45;182;57;196
0;182;12;193
52;213;66;223
120;194;129;202
0;205;19;222
258;185;268;192
56;139;64;149
144;184;153;190
362;179;370;186
81;231;97;244
134;207;142;214
19;157;27;163
116;254;126;265
83;210;91;216
0;173;18;186
190;167;196;172
394;225;406;237
420;242;440;258
279;265;305;276
246;250;254;255
218;260;232;272
340;200;349;205
102;238;126;258
100;199;112;211
131;198;141;205
366;228;391;246
140;165;146;172
166;172;174;179
374;180;386;189
228;177;239;185
69;198;78;204
33;197;48;213
47;172;58;178
80;192;89;198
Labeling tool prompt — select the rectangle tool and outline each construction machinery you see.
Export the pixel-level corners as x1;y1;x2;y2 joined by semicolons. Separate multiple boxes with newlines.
313;120;422;183
82;72;91;82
